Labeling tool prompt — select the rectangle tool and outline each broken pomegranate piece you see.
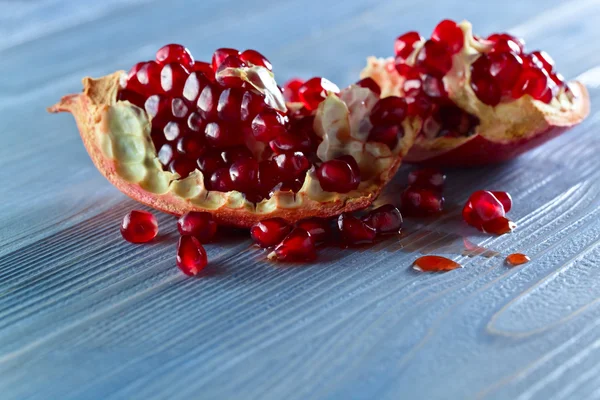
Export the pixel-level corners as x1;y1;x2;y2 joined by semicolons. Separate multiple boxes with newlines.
50;44;419;228
462;190;515;234
361;19;589;166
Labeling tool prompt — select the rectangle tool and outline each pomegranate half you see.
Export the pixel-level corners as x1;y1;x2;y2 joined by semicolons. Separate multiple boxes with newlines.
361;20;590;166
49;45;420;227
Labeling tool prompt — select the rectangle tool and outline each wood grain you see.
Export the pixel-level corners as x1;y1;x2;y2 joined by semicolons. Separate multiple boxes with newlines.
1;0;600;399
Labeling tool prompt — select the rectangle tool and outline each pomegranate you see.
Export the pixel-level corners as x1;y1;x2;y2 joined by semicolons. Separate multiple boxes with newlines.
50;44;420;227
462;190;515;234
120;210;158;243
361;19;589;166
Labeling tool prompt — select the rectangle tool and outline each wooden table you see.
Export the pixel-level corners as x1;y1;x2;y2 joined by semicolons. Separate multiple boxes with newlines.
2;0;600;398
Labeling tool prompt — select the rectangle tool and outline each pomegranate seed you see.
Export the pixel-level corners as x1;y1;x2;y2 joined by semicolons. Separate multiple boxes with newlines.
488;52;523;94
316;156;360;193
355;77;381;95
240;91;266;122
120;210;158;243
177;212;217;242
370;96;407;125
482;216;516;235
530;50;554;72
183;72;205;102
272;228;316;261
197;84;221;120
421;74;447;98
506;253;530;266
144;95;168;119
197;153;225;174
487;33;524;53
279;178;304;193
362;204;402;234
163;121;182;141
176;136;205;158
282;78;304;102
187;112;205;132
338;213;377;245
191;61;215;80
252;110;286;142
217;88;243;120
215;55;247;87
250;218;292;248
160;63;189;94
157;144;174;166
274;152;311;179
205;122;242;147
156;44;194;68
136;61;163;94
512;67;550;101
239;49;272;70
221;146;252;164
169;157;196;177
462;190;505;229
212;48;240;71
298;77;340;111
170;98;188;119
122;62;145;92
471;77;501;106
367;124;403;149
296;217;331;245
431;19;464;54
550;72;565;89
257;160;281;195
269;131;312;154
405;94;432;117
176;235;208;276
229;158;258;191
394;31;424;61
421;114;442;138
210;168;234;192
401;186;444;216
415;40;453;77
491;191;512;212
408;168;445;191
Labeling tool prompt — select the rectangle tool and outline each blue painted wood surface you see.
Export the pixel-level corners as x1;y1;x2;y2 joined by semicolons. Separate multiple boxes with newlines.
1;0;600;398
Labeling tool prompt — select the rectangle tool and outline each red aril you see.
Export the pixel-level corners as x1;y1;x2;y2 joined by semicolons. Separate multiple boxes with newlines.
282;78;304;102
316;156;361;193
367;125;403;149
431;19;464;54
156;44;194;68
394;31;423;61
229;158;259;192
251;218;292;248
239;49;272;70
338;213;377;245
491;191;512;212
487;33;524;54
177;211;217;242
215;55;247;87
482;216;516;235
298;77;340;111
271;228;316;261
407;168;445;191
512;67;551;102
530;50;554;72
361;204;402;234
401;186;444;216
251;110;286;142
369;96;407;125
296;217;331;245
120;210;159;243
160;63;190;94
212;48;240;71
176;235;208;276
415;40;453;77
355;77;381;95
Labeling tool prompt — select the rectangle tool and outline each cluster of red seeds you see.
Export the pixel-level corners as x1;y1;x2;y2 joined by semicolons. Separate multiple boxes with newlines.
118;44;412;203
401;168;445;216
470;34;567;105
250;204;403;261
462;190;515;234
393;20;480;139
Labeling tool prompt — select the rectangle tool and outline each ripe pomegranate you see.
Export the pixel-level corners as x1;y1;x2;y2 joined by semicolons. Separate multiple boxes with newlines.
361;19;589;166
50;44;420;227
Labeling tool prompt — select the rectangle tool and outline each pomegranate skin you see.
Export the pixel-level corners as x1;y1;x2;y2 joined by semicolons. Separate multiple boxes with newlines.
404;111;588;166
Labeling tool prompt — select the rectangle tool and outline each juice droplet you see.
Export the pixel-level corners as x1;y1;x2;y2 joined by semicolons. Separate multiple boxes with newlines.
482;217;516;235
413;255;461;272
505;253;530;266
